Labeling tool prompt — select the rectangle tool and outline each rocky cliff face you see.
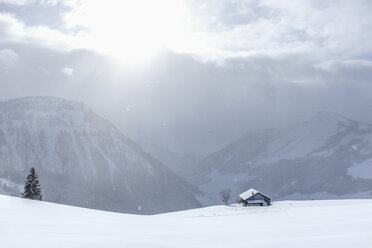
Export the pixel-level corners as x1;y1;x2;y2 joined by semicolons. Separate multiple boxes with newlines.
0;97;200;214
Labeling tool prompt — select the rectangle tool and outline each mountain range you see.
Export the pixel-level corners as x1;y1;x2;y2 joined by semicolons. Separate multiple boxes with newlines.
1;96;372;212
192;112;372;204
0;97;200;214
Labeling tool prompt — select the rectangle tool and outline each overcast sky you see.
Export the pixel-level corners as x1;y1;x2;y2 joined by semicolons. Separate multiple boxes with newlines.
1;0;372;153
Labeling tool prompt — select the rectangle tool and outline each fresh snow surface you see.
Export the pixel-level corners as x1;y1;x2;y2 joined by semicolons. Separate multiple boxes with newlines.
1;195;372;248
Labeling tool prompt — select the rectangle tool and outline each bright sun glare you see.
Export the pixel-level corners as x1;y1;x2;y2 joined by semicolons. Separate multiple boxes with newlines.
67;0;192;63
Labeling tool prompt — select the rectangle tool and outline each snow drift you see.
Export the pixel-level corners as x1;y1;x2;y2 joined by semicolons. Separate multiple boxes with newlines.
1;195;371;248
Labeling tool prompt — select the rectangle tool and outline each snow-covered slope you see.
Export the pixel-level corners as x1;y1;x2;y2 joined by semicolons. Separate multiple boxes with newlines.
0;97;200;213
1;195;371;248
193;112;372;205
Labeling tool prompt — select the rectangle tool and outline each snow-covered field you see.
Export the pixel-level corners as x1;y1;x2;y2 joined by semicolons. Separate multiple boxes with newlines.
1;195;372;248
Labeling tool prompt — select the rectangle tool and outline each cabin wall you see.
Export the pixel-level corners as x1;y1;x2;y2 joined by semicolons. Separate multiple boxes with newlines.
241;193;271;206
247;202;264;206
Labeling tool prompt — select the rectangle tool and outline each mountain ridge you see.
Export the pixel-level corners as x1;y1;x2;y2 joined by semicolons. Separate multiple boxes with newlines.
193;111;372;205
0;96;201;214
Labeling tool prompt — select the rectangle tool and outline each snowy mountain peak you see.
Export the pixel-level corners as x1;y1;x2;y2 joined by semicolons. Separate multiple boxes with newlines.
297;111;352;132
0;97;200;214
194;112;372;205
0;96;105;128
2;96;88;112
310;111;355;126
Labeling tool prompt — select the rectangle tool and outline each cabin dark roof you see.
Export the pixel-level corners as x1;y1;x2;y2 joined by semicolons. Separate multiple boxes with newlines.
239;188;270;201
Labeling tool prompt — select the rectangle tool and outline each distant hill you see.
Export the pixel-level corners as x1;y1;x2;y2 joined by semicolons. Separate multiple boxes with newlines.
193;112;372;205
0;96;200;214
138;142;205;178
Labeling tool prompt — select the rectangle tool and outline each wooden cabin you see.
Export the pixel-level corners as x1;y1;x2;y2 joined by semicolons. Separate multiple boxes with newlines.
238;188;271;206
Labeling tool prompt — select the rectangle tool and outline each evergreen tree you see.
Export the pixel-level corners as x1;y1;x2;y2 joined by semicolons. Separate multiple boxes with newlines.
21;167;42;200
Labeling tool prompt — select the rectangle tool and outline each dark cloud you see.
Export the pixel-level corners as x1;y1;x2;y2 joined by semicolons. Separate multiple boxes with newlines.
1;42;372;153
0;1;372;153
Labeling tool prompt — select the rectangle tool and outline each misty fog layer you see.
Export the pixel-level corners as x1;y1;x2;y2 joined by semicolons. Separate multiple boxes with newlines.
1;45;372;153
1;0;372;153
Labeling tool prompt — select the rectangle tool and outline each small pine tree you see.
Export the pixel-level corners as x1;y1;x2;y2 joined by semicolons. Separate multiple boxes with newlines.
21;167;42;201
